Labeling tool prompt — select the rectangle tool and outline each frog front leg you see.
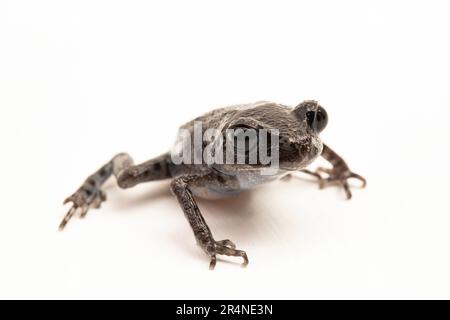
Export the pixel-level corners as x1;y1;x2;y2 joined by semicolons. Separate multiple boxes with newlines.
301;144;366;199
170;174;249;270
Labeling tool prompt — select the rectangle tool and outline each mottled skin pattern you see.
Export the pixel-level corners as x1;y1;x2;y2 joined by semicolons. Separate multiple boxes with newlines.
60;100;366;269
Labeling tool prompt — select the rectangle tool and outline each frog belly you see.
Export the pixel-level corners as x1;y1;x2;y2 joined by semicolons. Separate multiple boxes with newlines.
191;186;242;199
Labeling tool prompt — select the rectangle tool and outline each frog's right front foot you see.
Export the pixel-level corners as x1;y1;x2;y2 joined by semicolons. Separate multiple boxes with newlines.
59;183;106;231
170;175;250;270
204;239;249;270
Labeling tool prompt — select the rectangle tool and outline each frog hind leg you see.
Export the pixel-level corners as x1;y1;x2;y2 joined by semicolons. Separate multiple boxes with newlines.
59;152;172;230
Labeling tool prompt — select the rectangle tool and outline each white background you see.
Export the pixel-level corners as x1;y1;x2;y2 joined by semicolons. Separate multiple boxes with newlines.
1;0;449;299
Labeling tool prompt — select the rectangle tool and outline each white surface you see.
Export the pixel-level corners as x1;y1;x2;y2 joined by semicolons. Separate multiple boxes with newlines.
1;0;450;299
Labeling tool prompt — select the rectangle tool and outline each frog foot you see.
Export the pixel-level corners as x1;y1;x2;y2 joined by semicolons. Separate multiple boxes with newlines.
59;187;106;230
301;167;366;200
207;239;249;270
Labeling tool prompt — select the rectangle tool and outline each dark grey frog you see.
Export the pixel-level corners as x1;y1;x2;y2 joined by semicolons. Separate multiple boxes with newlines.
60;100;366;269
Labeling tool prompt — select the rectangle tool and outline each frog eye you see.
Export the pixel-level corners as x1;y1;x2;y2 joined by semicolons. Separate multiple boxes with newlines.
295;101;328;133
306;106;328;133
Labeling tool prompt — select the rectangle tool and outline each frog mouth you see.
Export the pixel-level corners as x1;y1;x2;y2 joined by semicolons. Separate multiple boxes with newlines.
279;165;301;171
212;164;284;176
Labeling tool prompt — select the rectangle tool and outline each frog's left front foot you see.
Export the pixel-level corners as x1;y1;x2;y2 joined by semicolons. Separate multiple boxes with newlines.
301;144;367;199
302;167;366;200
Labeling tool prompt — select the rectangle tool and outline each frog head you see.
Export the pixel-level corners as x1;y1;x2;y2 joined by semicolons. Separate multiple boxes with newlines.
214;101;327;174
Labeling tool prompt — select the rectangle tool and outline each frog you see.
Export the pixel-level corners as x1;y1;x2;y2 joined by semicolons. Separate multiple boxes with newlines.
59;100;366;269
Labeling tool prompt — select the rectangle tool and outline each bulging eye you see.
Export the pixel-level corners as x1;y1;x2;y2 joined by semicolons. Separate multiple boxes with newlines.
306;106;328;133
